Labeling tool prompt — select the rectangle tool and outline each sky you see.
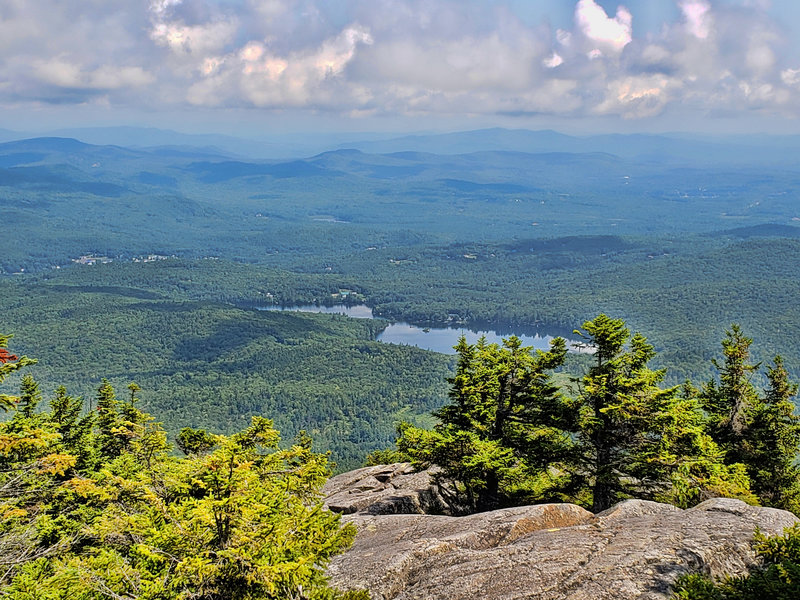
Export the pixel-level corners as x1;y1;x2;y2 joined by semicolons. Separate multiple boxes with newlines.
2;0;800;136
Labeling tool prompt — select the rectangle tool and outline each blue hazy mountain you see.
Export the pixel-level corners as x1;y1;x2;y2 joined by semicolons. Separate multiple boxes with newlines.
2;132;799;277
7;126;800;166
42;127;402;159
338;128;800;166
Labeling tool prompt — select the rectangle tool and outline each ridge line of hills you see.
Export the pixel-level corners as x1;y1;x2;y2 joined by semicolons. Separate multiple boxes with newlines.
2;126;800;164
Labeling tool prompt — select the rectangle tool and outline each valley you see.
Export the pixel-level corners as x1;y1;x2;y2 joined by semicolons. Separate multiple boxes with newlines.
7;2;800;597
3;129;800;468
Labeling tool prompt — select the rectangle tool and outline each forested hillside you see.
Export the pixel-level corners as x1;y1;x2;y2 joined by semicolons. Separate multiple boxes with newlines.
3;133;800;468
3;135;800;275
4;315;800;599
13;229;800;381
0;278;451;470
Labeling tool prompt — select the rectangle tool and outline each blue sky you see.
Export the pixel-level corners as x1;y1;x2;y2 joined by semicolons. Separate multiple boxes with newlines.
2;0;800;136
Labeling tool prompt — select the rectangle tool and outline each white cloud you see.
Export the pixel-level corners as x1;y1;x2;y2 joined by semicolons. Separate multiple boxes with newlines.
781;68;800;86
352;28;547;93
680;0;711;39
544;52;564;68
148;0;237;56
32;59;84;89
575;0;632;52
313;26;373;76
595;75;672;118
32;59;154;90
149;0;183;19
746;42;775;74
90;66;156;90
1;0;800;125
249;0;291;21
150;20;238;56
640;44;671;65
186;24;373;108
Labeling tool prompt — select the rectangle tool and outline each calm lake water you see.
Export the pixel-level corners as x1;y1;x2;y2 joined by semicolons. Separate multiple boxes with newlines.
258;304;586;354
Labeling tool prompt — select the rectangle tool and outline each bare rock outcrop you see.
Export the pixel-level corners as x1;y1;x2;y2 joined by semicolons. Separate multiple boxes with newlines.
325;465;799;600
323;463;449;515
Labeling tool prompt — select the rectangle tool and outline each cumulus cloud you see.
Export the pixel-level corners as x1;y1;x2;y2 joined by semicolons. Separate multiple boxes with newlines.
0;0;799;123
575;0;633;52
187;24;373;108
782;69;800;86
0;0;157;106
594;75;672;118
32;60;154;90
544;53;564;68
680;0;712;39
150;19;238;56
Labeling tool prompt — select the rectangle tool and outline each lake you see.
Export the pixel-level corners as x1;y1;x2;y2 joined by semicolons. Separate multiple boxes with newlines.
258;304;587;354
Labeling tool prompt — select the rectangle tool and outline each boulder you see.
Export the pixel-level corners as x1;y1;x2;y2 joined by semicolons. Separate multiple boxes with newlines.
326;465;799;600
323;463;449;515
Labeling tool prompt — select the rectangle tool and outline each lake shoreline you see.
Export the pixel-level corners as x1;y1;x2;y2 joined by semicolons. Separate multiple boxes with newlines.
256;304;587;354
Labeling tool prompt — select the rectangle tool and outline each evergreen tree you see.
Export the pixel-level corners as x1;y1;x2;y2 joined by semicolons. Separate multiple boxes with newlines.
637;383;755;509
745;356;800;512
701;325;762;465
572;315;751;512
572;315;670;512
398;335;571;513
176;426;218;455
2;414;364;600
116;382;151;452
49;385;94;470
0;334;363;599
94;378;123;459
16;374;41;419
397;316;756;515
0;334;36;411
701;327;800;511
0;339;76;585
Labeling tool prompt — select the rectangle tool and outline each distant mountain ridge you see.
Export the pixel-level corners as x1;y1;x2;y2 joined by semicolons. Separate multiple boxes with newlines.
2;133;799;277
2;125;800;164
337;127;800;166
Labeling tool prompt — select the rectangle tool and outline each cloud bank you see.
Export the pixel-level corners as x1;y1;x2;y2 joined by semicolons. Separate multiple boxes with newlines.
1;0;799;122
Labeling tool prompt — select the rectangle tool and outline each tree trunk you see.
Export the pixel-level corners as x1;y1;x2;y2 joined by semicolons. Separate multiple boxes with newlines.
479;471;501;512
592;444;615;513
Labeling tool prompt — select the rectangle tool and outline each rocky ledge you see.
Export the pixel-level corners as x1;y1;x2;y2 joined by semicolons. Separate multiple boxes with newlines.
324;464;799;600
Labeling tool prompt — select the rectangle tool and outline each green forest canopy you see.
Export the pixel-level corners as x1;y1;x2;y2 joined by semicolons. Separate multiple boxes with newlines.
395;316;800;515
4;316;800;598
0;336;366;600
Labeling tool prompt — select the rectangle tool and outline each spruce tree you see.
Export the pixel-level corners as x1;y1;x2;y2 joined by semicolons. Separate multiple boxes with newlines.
176;426;218;455
398;335;571;513
0;334;363;599
573;315;671;512
49;385;94;470
745;356;800;512
398;316;756;515
572;315;750;512
16;375;41;419
50;385;84;436
701;325;761;466
116;382;149;453
701;327;800;511
95;379;122;459
638;383;754;508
